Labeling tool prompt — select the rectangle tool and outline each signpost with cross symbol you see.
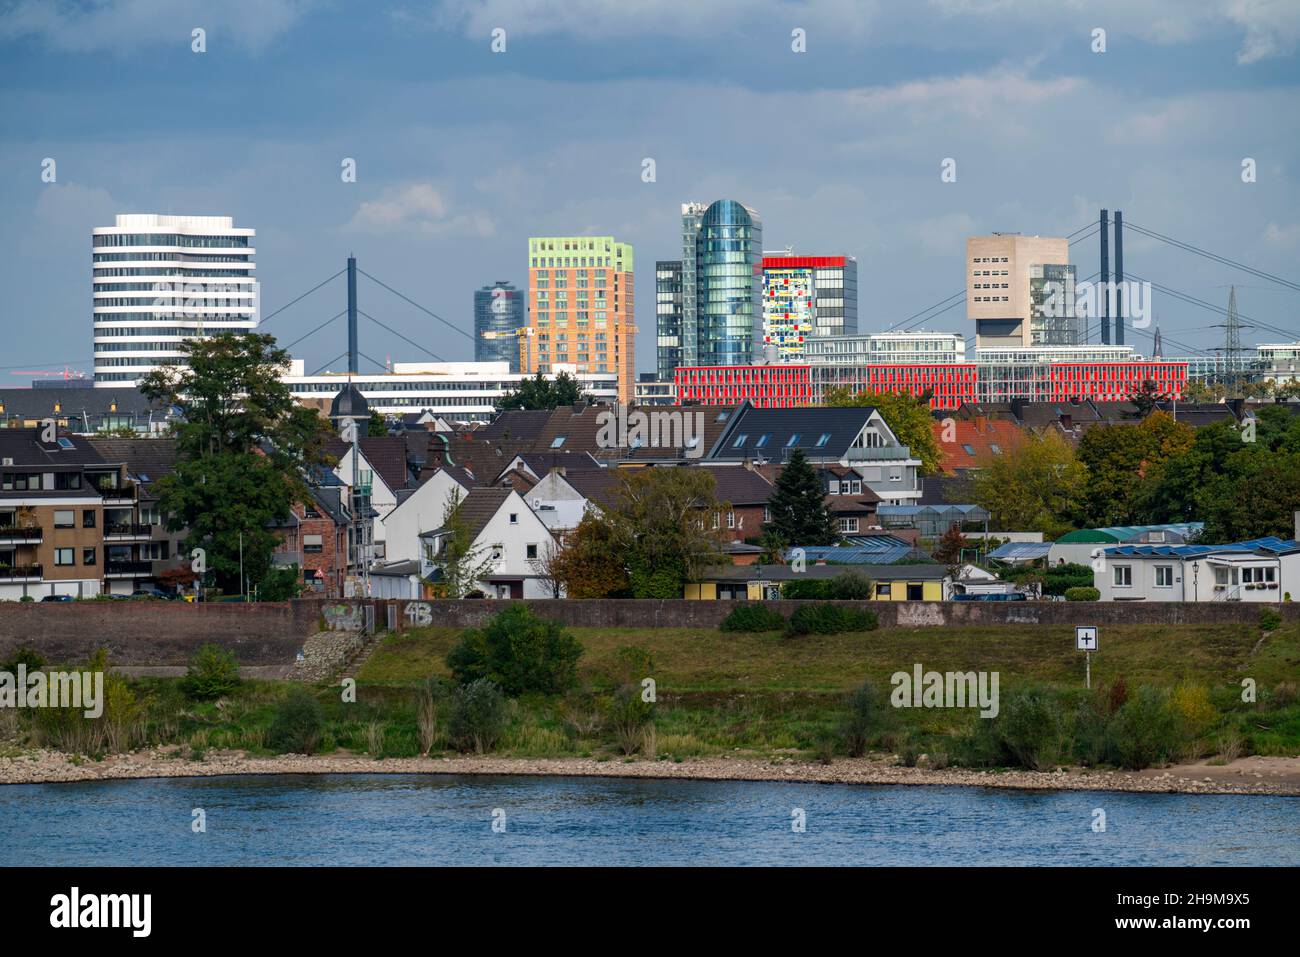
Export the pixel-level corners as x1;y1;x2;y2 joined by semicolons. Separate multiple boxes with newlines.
1076;626;1098;688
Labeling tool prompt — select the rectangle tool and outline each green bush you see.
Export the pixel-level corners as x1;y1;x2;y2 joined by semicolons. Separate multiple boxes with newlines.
447;678;508;753
1064;586;1100;601
839;680;886;757
446;605;583;696
828;572;873;600
1108;685;1180;769
997;688;1069;771
785;603;878;637
608;683;655;755
0;644;46;673
1259;607;1282;632
781;579;832;600
719;604;786;633
179;643;241;700
266;688;325;755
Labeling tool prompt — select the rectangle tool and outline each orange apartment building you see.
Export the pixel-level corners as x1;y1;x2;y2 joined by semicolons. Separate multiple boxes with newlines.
523;235;636;404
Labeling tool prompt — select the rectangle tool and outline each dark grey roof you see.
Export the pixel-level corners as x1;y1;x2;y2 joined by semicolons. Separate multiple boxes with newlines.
0;386;160;422
0;428;106;466
85;438;177;486
426;487;513;542
328;383;370;421
708;405;876;461
696;465;774;505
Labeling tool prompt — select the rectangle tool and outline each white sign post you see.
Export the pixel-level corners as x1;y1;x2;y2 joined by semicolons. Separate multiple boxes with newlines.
1076;626;1098;689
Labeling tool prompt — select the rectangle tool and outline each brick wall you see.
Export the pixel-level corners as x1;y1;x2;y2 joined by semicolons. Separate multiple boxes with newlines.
2;597;1293;667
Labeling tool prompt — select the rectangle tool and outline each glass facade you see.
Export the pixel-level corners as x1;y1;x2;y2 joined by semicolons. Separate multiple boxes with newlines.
694;199;762;368
655;260;683;383
473;281;525;372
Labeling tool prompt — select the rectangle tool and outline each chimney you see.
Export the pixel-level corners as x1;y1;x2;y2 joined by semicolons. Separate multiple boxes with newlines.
973;415;987;433
1294;510;1300;542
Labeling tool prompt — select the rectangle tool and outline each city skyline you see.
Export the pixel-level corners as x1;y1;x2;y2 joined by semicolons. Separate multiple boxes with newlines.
2;1;1298;379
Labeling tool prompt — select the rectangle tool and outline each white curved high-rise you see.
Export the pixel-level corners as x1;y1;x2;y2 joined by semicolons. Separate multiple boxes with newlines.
92;214;257;386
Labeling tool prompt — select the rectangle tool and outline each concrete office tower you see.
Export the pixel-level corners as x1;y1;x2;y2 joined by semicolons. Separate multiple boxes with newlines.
966;234;1075;349
524;236;635;404
92;214;257;386
655;260;684;383
761;254;858;359
474;281;525;372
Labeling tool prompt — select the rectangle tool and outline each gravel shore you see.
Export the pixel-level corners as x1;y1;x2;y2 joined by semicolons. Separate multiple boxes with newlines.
2;748;1297;795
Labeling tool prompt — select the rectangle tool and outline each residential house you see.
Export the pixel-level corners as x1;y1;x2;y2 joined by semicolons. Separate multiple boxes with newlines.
0;386;174;435
418;487;558;599
271;474;353;597
706;403;923;505
381;465;474;563
0;429;172;599
1096;537;1300;602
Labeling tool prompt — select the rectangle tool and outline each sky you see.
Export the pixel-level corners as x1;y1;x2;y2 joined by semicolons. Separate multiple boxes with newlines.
2;0;1299;380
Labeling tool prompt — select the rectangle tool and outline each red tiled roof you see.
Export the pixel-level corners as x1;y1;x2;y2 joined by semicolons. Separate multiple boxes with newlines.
931;418;1024;474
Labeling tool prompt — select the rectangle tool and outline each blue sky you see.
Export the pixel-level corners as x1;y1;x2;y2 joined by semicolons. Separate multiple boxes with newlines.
2;0;1299;378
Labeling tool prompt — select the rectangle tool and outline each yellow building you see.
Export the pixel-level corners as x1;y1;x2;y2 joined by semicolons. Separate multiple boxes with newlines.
685;565;950;601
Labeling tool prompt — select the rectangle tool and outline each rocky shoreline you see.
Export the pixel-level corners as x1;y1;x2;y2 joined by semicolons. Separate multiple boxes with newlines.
2;748;1297;795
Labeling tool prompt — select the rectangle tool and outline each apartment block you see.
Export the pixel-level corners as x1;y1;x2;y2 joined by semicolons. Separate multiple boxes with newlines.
524;236;635;404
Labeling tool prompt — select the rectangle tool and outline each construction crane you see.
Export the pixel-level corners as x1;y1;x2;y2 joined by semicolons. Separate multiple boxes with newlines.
8;366;90;382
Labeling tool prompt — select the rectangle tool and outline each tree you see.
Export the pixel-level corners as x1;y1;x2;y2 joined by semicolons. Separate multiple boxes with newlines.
138;333;331;593
548;514;630;598
767;448;837;546
608;467;728;597
445;604;583;696
971;430;1084;538
496;370;587;411
367;412;391;437
932;524;968;567
427;488;500;598
1077;412;1194;527
1127;379;1167;416
824;387;942;475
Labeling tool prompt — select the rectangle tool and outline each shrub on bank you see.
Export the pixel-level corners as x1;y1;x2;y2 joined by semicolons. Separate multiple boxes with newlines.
839;680;887;757
267;688;325;755
719;604;786;633
1259;607;1282;632
607;683;655;755
1108;686;1181;769
446;605;582;696
179;643;241;700
785;603;878;637
1064;586;1100;601
447;679;507;753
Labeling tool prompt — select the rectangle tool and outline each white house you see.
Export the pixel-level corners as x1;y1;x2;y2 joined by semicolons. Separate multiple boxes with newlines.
419;487;558;599
1096;537;1300;602
329;443;399;556
523;467;619;534
381;466;474;563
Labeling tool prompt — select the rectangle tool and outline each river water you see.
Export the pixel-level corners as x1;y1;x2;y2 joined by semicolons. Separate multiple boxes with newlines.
1;774;1296;866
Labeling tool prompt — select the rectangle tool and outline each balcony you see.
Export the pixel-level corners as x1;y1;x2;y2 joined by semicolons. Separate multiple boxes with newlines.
0;525;42;545
0;564;43;582
93;480;137;504
104;522;153;541
845;446;917;462
105;559;152;578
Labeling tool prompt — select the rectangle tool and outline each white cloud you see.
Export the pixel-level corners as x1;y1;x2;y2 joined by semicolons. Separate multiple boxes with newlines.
0;0;315;55
1264;222;1300;246
348;182;495;237
429;0;1300;63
